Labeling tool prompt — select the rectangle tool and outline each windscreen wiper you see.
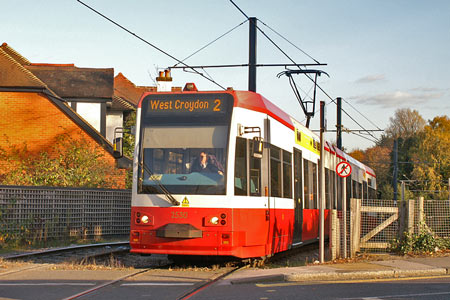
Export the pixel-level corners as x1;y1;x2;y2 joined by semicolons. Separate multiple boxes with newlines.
140;161;180;206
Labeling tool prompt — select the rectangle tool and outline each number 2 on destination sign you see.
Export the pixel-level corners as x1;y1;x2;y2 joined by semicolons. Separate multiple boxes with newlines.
214;99;221;111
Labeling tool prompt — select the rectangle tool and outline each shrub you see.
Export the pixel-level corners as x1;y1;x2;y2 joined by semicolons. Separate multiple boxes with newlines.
390;222;449;255
0;133;123;188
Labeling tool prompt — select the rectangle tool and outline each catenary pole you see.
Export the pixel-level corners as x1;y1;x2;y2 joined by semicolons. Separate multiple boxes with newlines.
248;17;257;92
336;97;342;150
319;101;326;263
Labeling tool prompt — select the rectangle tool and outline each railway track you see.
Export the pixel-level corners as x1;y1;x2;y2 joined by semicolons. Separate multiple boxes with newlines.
3;241;131;264
59;262;245;300
0;242;319;299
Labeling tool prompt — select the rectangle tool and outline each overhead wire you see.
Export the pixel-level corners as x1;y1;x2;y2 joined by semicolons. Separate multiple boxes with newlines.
257;21;379;140
76;0;226;90
172;19;248;68
258;19;321;64
228;0;381;142
342;98;383;130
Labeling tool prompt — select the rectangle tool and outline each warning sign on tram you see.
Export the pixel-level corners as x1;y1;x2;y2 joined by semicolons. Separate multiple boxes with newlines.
336;161;352;178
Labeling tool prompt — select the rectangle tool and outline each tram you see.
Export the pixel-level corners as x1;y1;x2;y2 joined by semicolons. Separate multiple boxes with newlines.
124;84;376;259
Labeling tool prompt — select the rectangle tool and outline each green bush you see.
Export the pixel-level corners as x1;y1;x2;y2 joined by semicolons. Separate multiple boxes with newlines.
0;133;122;188
390;223;449;254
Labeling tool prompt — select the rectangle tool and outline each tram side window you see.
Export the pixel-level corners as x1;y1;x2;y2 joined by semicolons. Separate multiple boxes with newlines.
358;182;362;199
303;159;317;209
325;168;335;209
270;146;282;197
363;181;368;200
234;137;247;195
249;139;261;196
282;150;292;198
337;176;343;210
352;180;362;199
346;177;352;208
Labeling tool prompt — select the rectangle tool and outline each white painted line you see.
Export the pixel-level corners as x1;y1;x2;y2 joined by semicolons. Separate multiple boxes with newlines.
121;282;195;286
342;291;450;299
0;265;48;277
62;269;150;300
0;283;95;286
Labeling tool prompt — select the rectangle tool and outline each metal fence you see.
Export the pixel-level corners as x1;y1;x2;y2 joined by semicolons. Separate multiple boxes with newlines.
414;199;450;237
331;198;450;258
0;185;131;242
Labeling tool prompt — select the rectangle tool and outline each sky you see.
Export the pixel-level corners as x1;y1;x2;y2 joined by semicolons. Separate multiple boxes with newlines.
2;0;449;151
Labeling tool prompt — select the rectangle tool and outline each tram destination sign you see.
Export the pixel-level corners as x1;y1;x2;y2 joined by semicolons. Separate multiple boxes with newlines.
143;94;231;116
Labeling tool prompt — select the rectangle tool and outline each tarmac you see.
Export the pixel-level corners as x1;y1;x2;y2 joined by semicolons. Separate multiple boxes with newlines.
225;255;450;284
2;251;450;286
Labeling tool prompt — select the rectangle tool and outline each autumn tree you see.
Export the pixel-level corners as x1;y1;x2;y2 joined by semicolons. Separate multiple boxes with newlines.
411;116;450;199
385;108;426;140
348;148;365;162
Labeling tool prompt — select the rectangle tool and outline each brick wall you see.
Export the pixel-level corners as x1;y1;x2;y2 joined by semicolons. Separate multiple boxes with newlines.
0;91;126;188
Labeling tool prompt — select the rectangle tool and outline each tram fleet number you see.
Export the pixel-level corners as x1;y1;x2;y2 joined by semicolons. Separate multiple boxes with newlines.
171;211;188;219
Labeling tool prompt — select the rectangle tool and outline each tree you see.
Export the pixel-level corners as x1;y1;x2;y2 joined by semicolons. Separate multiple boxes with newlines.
411;116;450;199
348;148;365;162
376;108;426;198
364;145;391;198
385;108;426;140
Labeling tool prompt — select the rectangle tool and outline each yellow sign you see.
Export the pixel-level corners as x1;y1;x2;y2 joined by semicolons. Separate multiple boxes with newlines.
182;197;189;207
149;174;163;181
295;127;320;155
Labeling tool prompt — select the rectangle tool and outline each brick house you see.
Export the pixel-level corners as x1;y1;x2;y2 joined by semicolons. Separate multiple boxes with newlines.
0;43;130;188
21;60;135;145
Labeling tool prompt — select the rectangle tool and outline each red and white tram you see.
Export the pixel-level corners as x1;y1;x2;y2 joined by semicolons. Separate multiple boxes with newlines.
128;86;376;258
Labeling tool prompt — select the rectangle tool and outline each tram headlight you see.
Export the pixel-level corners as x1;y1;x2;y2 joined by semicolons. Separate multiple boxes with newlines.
135;213;153;225
210;216;219;225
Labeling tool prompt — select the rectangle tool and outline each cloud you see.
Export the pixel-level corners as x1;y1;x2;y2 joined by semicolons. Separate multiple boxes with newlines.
354;74;386;84
352;89;445;109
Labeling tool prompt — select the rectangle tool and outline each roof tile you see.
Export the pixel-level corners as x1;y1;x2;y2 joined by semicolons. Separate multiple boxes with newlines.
0;48;46;88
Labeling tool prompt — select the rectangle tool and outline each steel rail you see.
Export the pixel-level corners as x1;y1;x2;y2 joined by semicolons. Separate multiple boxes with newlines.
3;241;129;260
177;265;246;300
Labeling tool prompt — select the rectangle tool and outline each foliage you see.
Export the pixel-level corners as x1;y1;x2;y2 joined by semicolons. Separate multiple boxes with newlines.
385;108;426;140
0;133;123;188
348;148;365;162
123;111;136;158
357;146;391;198
390;222;449;255
410;116;450;199
359;109;449;199
0;198;34;248
123;111;136;189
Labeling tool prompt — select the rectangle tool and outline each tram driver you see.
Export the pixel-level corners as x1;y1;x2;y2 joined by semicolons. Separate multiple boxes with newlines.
191;151;224;175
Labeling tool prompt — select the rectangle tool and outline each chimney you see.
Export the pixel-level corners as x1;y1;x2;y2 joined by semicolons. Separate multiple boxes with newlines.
156;69;173;92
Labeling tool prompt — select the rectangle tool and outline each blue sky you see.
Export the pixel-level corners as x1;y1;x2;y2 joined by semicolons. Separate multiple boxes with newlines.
2;0;449;150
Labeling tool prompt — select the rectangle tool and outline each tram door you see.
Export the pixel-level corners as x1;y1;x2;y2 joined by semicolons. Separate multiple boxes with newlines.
292;148;303;244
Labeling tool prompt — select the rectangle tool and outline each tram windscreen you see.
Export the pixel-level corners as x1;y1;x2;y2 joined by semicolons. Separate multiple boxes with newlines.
138;93;233;195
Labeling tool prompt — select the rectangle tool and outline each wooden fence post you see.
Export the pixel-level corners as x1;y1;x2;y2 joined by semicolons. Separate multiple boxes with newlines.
407;199;415;234
398;200;407;239
350;198;361;257
331;209;337;260
418;196;424;231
